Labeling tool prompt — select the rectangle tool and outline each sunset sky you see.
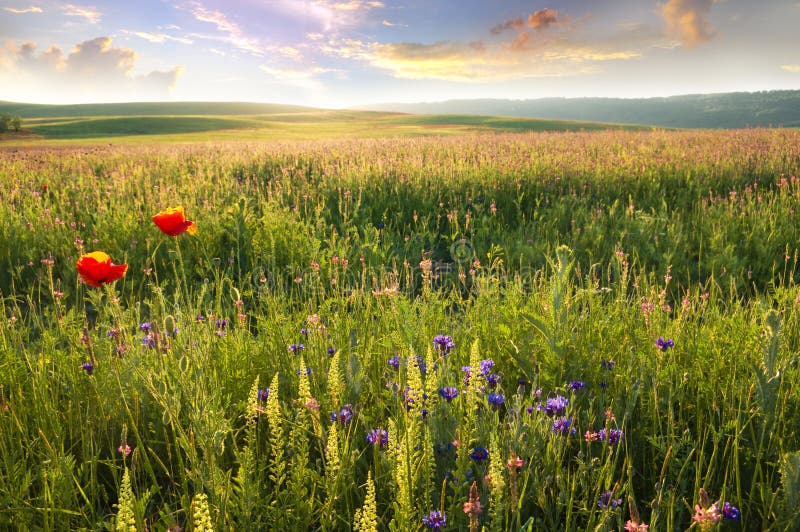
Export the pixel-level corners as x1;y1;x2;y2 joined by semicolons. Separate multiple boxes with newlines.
1;0;799;107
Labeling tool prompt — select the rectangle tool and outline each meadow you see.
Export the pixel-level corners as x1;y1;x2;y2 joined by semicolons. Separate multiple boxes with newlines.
1;128;800;530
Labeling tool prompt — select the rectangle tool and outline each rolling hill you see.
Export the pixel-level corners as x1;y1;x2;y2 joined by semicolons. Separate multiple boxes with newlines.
355;90;800;129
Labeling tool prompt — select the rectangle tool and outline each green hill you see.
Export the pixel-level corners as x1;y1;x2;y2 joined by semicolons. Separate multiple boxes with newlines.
0;100;316;118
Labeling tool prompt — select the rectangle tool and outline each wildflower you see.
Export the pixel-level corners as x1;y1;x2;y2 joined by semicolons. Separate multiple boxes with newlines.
195;315;206;322
152;206;197;236
506;455;524;469
81;361;94;375
107;328;120;338
433;334;455;354
624;520;649;531
422;510;446;530
139;322;152;333
295;367;312;376
487;393;505;409
327;346;337;356
478;359;494;376
486;373;500;388
300;327;308;335
551;417;574;435
654;337;675;351
215;318;228;329
720;502;740;520
257;389;270;402
692;488;721;526
415;355;428;376
330;404;354;424
75;251;128;287
376;221;385;229
439;387;459;402
584;430;599;442
469;446;489;463
141;334;155;348
388;355;401;370
598;490;623;510
463;481;483;530
288;343;305;353
366;429;388;448
544;395;569;416
601;360;615;371
118;443;132;457
598;428;624;445
568;380;585;391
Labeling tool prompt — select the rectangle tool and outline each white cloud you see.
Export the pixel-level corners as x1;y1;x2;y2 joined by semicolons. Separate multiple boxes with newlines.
186;1;263;55
61;3;101;24
3;6;43;14
124;30;194;45
781;64;800;73
0;37;182;102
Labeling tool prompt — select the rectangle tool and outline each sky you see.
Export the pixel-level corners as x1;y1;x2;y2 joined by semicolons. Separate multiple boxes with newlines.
1;0;799;107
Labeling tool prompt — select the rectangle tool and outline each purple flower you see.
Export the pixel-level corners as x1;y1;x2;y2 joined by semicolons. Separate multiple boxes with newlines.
598;428;624;445
721;502;740;521
139;322;152;332
568;380;585;391
655;337;675;351
141;334;155;348
439;387;459;402
487;393;505;409
388;355;401;370
415;355;428;376
330;404;354;424
288;343;305;353
300;327;308;335
478;359;495;376
433;334;455;354
469;446;489;463
215;318;228;329
544;395;569;416
551;417;574;435
366;429;388;448
295;366;312;376
598;490;623;510
257;389;270;402
81;361;94;375
195;314;205;322
422;510;446;530
327;346;337;355
486;373;500;388
601;360;615;371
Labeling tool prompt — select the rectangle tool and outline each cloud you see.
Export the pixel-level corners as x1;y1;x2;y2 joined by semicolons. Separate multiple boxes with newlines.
0;37;182;102
491;8;559;35
781;64;800;73
61;3;101;23
124;31;194;45
260;64;333;90
325;37;641;82
187;1;263;55
323;0;384;11
382;19;407;27
659;0;716;47
3;6;43;14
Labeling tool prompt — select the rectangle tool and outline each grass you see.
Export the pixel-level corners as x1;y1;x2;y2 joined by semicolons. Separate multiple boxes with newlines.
1;128;799;530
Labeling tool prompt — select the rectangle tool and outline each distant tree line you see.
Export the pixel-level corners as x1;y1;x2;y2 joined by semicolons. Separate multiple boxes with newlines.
0;114;22;133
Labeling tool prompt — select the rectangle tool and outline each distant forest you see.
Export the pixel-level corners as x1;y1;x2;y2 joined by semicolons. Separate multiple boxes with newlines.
358;90;800;129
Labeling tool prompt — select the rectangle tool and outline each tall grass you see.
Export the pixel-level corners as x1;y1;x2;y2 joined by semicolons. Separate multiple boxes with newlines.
1;129;800;530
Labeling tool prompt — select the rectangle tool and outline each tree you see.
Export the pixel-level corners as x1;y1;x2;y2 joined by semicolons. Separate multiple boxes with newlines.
10;116;22;132
0;114;9;133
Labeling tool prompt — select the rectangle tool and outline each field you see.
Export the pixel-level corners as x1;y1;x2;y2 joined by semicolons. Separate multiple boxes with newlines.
0;102;648;144
2;127;800;530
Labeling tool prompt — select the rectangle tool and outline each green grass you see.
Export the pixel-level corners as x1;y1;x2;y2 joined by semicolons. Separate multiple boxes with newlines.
1;129;800;530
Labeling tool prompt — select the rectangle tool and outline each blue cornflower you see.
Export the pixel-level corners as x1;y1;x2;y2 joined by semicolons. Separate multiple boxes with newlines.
544;395;569;416
469;446;489;463
139;322;152;332
300;327;308;335
422;510;446;530
295;366;312;376
551;417;574;435
486;373;500;388
433;334;455;354
81;361;94;375
330;404;354;424
415;355;428;376
195;314;205;322
215;318;228;329
721;502;740;520
655;337;674;351
288;343;305;353
141;334;155;348
601;360;615;371
257;388;270;402
598;428;624;445
327;346;337;356
568;380;585;391
478;359;495;376
439;387;459;402
376;221;385;229
366;429;388;448
487;393;505;409
597;490;623;510
388;355;401;370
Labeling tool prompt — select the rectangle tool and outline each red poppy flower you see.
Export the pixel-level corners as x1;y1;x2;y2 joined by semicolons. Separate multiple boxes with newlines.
153;206;197;236
76;251;128;287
